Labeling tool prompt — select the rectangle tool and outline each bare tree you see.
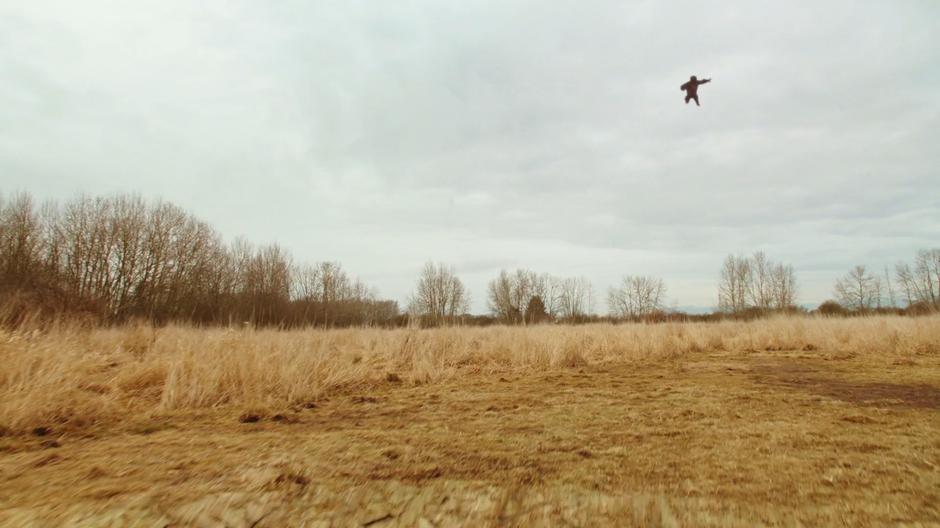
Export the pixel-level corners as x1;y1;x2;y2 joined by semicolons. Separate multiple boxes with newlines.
289;262;395;327
0;193;43;287
719;253;798;313
107;195;148;318
290;263;321;302
917;249;940;308
833;265;881;311
607;275;666;319
718;254;750;313
769;263;798;310
508;269;536;323
557;276;594;320
408;262;470;326
486;269;517;323
315;261;351;305
531;273;562;319
746;251;773;310
882;265;897;308
895;248;939;310
486;268;545;324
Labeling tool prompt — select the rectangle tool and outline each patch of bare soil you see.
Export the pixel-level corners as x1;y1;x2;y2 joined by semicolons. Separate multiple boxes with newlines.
1;352;939;526
751;359;940;409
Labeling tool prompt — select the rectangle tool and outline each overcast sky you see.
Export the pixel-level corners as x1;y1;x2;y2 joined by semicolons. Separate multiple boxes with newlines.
2;1;938;312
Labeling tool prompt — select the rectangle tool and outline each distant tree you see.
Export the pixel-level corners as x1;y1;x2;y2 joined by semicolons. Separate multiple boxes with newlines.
0;193;43;289
486;269;518;324
525;295;550;324
408;262;470;326
288;261;396;327
769;262;798;309
486;268;555;324
817;300;847;316
895;248;939;310
833;265;881;311
718;255;750;313
746;251;773;310
718;252;798;314
557;276;594;320
607;275;666;319
531;273;562;319
882;265;897;308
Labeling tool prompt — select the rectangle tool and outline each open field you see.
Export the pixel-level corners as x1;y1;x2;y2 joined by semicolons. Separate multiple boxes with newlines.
1;316;939;526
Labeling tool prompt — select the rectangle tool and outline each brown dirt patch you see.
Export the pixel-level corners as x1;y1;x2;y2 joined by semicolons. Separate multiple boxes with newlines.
751;359;940;409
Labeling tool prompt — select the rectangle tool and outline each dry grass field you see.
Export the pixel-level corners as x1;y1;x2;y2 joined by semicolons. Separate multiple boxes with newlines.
1;316;939;526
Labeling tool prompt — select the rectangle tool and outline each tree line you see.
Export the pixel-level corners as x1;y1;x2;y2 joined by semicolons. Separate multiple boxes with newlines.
486;269;598;324
0;193;398;327
1;192;936;327
824;251;940;314
717;252;798;315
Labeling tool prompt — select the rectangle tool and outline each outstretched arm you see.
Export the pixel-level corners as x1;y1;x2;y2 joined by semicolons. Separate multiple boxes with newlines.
698;78;711;85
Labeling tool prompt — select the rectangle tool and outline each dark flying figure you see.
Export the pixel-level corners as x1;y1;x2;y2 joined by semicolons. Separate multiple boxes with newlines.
680;75;711;106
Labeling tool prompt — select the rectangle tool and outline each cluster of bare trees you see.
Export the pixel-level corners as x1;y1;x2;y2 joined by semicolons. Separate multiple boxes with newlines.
832;249;939;312
487;269;554;324
607;276;666;319
290;261;398;326
832;265;884;311
718;252;798;314
557;277;596;320
408;262;471;326
0;193;398;326
894;249;939;310
484;269;595;324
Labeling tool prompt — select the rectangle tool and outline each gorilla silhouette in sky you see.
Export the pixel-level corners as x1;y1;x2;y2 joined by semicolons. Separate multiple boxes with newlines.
680;75;711;106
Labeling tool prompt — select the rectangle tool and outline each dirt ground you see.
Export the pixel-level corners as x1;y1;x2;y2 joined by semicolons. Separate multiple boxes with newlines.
1;350;939;527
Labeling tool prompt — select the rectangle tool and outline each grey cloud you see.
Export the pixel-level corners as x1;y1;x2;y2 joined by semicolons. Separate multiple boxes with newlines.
1;0;938;311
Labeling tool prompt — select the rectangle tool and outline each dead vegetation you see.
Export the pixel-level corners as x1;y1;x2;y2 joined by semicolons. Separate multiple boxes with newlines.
0;315;939;525
1;314;938;435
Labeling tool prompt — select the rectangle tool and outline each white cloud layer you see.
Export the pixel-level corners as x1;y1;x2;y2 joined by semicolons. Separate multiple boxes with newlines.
2;0;938;311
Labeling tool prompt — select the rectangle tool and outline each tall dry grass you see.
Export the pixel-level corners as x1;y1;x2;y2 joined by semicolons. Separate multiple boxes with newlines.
1;315;938;433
